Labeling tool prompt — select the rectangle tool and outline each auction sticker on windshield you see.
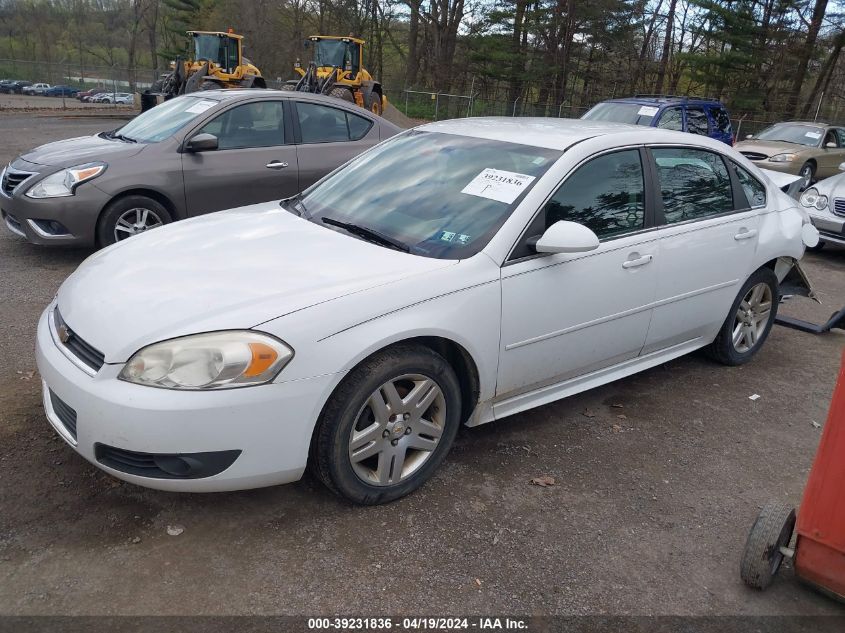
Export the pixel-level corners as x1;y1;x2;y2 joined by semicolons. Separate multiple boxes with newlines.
638;105;659;117
461;168;536;204
185;99;217;114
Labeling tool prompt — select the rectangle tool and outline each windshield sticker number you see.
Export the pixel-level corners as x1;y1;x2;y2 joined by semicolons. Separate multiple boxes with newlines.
461;168;536;204
637;106;659;117
185;100;216;114
805;131;822;140
440;231;456;242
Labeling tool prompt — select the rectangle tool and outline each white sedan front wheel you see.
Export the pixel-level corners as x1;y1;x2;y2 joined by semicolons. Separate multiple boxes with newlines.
310;344;462;505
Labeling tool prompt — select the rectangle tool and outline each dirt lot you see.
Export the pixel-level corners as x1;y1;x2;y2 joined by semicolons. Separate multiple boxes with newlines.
0;112;844;617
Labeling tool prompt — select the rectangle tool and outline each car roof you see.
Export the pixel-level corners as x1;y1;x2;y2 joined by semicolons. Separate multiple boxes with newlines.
417;117;725;151
180;89;398;125
601;96;724;106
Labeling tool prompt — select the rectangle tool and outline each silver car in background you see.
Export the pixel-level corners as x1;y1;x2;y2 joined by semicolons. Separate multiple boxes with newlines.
1;90;400;247
800;163;845;248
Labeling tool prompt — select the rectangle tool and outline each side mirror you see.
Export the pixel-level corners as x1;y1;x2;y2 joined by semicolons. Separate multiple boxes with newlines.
839;162;845;171
185;133;218;152
534;221;600;254
826;141;838;149
745;134;754;140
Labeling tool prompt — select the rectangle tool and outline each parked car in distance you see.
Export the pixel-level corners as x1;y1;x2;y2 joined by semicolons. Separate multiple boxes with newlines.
77;88;108;102
91;92;132;103
45;85;80;97
2;80;32;94
0;79;14;92
35;119;817;504
2;90;400;247
735;122;845;186
22;83;50;95
582;95;734;145
799;163;845;249
106;92;134;104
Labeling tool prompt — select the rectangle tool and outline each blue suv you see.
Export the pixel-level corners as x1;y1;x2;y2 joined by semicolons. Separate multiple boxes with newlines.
582;96;733;146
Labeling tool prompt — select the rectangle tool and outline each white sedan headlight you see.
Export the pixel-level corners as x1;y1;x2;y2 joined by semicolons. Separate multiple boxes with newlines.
26;162;106;199
768;153;796;163
119;331;294;390
800;187;828;210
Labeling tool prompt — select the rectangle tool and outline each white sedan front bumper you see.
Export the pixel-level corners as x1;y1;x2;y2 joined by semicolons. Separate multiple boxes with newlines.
35;305;337;492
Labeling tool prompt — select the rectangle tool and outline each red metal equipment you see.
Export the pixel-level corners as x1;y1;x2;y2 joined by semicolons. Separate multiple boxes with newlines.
741;347;845;599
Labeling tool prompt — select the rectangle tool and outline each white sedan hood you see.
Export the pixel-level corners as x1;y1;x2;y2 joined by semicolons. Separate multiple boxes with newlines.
57;203;456;363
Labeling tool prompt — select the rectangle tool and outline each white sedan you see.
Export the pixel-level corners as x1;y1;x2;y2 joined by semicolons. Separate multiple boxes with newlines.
36;119;817;504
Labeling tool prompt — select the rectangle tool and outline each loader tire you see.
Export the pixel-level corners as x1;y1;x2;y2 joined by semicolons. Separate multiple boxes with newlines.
365;91;383;116
329;87;354;103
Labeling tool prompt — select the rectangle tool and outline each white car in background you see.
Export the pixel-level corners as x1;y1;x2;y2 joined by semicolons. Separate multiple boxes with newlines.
36;119;817;505
800;164;845;248
22;82;50;95
95;92;133;104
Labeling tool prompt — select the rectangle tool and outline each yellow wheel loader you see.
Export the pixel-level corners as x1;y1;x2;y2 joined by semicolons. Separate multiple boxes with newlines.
283;35;387;116
143;30;265;111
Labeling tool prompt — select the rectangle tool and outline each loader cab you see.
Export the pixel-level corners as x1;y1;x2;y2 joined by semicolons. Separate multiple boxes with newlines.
189;31;241;75
306;36;362;80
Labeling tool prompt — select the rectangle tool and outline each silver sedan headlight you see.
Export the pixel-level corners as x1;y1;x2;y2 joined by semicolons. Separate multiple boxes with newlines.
26;162;106;199
119;331;294;390
800;187;828;211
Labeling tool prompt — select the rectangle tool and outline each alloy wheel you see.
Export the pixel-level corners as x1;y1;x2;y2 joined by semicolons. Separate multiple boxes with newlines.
732;282;773;353
114;207;164;241
348;374;446;486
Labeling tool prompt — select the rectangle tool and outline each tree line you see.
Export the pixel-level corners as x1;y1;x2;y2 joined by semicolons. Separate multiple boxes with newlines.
0;0;843;121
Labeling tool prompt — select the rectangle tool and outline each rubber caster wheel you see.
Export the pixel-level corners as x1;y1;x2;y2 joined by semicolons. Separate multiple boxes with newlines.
740;502;796;590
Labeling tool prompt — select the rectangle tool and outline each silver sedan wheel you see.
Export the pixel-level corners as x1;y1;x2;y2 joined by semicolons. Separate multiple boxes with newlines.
114;207;164;241
732;282;773;353
348;374;446;486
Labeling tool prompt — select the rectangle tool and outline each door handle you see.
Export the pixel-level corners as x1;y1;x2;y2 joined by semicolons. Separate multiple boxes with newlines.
266;161;289;170
734;229;758;241
622;254;653;269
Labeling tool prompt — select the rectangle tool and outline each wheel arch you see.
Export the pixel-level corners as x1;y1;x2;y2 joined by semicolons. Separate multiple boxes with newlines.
319;334;482;428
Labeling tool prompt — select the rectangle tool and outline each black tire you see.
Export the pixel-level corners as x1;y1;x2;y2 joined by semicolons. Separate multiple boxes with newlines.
96;195;172;247
309;344;462;505
706;267;779;366
364;91;383;116
799;162;816;188
329;86;355;103
740;502;796;590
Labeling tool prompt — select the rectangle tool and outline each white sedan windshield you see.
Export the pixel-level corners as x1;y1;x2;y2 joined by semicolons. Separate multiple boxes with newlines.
301;131;561;259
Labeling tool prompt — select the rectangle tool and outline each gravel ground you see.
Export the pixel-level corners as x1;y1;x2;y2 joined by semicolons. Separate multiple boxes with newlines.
0;112;844;617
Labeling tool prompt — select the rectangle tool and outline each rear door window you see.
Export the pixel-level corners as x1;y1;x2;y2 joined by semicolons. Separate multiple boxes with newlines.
685;107;710;136
652;147;734;223
296;102;373;143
